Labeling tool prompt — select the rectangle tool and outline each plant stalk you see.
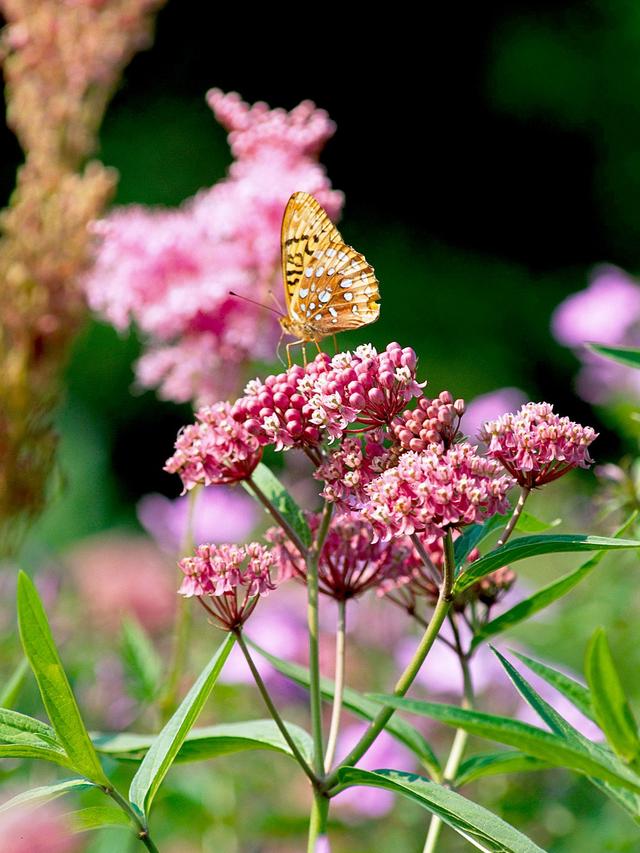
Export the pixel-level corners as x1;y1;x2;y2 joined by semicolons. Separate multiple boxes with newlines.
307;789;330;853
496;486;530;547
246;475;308;558
324;598;346;772
104;786;160;853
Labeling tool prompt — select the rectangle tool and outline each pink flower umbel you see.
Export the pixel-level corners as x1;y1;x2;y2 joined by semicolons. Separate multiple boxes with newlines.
363;443;515;542
315;432;392;509
268;512;415;601
393;391;464;452
165;402;262;490
479;402;598;488
179;542;276;631
84;90;342;404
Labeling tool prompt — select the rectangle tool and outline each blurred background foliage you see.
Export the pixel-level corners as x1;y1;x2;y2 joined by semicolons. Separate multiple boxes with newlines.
4;1;640;851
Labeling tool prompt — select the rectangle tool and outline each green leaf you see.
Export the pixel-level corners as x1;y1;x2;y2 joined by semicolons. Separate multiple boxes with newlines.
0;706;73;767
455;752;551;787
95;719;313;765
454;534;640;594
454;515;505;568
0;658;30;709
587;343;640;370
16;572;109;785
249;640;440;776
245;463;311;548
67;806;131;833
366;694;640;793
129;632;235;819
512;652;595;722
337;768;545;852
0;779;95;814
472;512;639;648
586;628;640;764
121;618;162;703
515;511;561;533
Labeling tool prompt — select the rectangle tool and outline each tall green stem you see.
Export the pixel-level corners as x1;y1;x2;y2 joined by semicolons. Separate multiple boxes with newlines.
324;598;346;772
159;486;200;721
235;630;316;784
307;790;330;853
497;486;530;547
246;475;308;558
423;613;475;853
104;786;160;852
324;529;456;792
308;502;333;775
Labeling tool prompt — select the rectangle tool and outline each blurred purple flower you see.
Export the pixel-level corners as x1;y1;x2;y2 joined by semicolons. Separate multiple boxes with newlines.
333;723;416;819
463;387;528;444
0;801;81;853
137;485;258;553
551;265;640;404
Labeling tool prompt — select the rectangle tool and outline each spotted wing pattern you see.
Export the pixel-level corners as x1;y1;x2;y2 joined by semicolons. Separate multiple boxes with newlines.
281;192;380;340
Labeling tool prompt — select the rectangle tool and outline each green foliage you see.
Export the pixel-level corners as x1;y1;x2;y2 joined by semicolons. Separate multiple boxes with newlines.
121;618;163;703
586;629;640;765
587;343;640;370
337;768;545;852
0;779;95;814
511;652;595;723
0;658;29;709
67;805;131;833
454;534;640;594
128;632;235;820
16;572;109;785
455;752;550;787
245;463;311;548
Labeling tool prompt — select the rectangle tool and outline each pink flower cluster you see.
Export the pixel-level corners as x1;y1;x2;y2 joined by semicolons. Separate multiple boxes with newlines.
362;444;515;542
164;402;262;491
83;90;342;404
393;391;464;452
479;402;597;488
179;542;276;630
268;511;415;601
316;432;392;508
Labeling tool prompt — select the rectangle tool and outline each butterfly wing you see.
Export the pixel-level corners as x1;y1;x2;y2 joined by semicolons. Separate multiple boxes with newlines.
281;192;380;339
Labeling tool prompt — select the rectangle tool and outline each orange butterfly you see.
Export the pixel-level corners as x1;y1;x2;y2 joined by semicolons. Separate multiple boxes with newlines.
279;192;380;363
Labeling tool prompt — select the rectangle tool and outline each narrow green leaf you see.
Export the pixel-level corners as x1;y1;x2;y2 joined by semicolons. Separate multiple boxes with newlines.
245;463;311;548
366;695;640;793
0;707;71;767
0;658;29;709
16;572;109;785
587;343;640;370
515;512;561;533
454;515;504;568
121;618;162;703
249;640;440;776
586;628;640;764
455;752;551;787
67;805;131;833
337;768;545;852
455;535;640;594
0;779;94;814
95;719;313;765
512;652;595;722
129;632;235;819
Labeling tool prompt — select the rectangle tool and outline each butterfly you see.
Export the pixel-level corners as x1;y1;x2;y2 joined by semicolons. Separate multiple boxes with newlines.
279;192;380;362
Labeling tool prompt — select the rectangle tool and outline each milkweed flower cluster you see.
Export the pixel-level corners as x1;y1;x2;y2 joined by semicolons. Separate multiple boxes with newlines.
362;444;515;542
551;265;640;404
267;512;416;601
84;90;342;405
164;402;262;491
178;543;276;630
392;391;464;452
479;402;598;488
315;432;391;508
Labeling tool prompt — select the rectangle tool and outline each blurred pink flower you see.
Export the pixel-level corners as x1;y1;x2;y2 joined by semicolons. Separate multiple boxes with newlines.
551;265;640;404
66;533;175;634
463;388;528;444
333;723;416;819
84;89;343;404
138;485;258;553
0;801;81;853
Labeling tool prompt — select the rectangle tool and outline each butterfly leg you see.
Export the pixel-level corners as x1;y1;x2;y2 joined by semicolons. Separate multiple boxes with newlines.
276;329;286;367
302;344;308;367
332;334;338;354
286;339;306;368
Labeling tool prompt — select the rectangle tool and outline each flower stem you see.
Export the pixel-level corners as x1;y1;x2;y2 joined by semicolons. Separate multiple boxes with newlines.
234;630;317;785
308;502;333;776
496;486;530;547
324;598;346;772
324;528;456;792
246;475;308;557
103;786;160;852
307;790;330;853
422;613;475;853
159;486;200;721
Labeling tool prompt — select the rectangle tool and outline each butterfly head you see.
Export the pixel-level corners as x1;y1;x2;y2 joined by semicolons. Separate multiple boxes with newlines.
279;314;319;342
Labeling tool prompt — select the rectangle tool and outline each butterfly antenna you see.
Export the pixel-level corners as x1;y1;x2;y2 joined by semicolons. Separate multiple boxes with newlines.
228;290;283;317
267;289;285;312
275;329;286;368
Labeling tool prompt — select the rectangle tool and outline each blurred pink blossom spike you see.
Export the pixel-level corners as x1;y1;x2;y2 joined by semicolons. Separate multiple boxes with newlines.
137;485;258;553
